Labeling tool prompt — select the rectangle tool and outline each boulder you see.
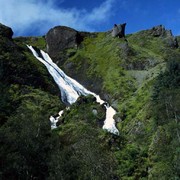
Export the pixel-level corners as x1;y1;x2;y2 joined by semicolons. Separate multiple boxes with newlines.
0;23;13;39
45;26;84;60
111;23;126;38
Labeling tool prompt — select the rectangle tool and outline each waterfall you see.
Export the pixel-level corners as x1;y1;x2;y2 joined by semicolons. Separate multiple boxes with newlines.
27;45;119;135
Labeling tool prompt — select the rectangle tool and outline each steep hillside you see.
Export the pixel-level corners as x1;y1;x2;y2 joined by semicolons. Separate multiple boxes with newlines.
0;24;64;179
45;25;180;179
0;22;180;179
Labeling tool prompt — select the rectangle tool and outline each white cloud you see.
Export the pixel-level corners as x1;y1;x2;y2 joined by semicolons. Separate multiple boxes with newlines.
86;0;115;22
0;0;115;36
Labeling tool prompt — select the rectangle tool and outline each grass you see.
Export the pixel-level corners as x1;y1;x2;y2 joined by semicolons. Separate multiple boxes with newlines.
14;36;46;50
8;28;180;179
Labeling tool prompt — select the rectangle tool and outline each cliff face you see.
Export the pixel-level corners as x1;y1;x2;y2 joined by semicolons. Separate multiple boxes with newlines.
45;26;96;64
0;22;180;179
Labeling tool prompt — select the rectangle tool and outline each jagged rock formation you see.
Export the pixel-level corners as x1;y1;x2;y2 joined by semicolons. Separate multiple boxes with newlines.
150;25;178;48
111;23;126;38
150;25;168;37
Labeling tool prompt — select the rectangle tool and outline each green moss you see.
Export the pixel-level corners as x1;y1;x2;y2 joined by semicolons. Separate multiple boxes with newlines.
66;32;136;104
57;95;106;128
14;36;46;50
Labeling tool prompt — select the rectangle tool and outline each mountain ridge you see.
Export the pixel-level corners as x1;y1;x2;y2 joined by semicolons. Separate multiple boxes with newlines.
0;22;180;179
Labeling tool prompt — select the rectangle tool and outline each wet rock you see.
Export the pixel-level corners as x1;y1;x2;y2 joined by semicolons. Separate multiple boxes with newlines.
76;95;96;105
114;113;122;123
92;108;98;116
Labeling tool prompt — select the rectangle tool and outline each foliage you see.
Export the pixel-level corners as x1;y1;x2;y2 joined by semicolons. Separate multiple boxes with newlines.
1;26;180;179
14;36;46;50
49;122;118;180
148;59;180;179
64;33;136;103
0;87;62;179
59;95;106;126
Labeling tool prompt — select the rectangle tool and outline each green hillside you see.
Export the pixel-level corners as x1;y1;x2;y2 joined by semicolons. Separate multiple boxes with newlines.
59;28;180;179
0;23;180;179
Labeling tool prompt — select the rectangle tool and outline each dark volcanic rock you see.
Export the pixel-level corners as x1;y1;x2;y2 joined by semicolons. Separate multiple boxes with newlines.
46;26;78;54
46;26;84;62
0;23;13;38
45;26;97;64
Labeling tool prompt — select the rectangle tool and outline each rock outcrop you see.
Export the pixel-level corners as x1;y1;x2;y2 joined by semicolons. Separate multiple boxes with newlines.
150;25;167;37
46;26;79;56
45;26;94;63
0;23;13;39
150;25;178;48
111;23;126;38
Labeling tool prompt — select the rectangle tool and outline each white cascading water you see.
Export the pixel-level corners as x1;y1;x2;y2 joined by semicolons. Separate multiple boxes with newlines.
27;45;119;135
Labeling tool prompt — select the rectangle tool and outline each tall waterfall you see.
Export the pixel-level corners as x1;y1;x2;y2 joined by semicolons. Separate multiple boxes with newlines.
27;45;119;135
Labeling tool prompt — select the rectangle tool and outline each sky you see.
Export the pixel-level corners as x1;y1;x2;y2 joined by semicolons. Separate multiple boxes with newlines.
0;0;180;37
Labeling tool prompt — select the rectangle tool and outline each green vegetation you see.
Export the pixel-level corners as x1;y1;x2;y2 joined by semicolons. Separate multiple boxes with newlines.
59;95;106;126
14;36;46;50
0;87;120;179
0;34;120;179
1;27;180;179
64;33;136;103
148;59;180;179
62;29;180;179
0;86;61;179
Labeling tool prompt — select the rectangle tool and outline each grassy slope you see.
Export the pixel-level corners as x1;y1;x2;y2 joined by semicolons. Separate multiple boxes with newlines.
1;35;120;179
2;30;179;179
0;34;69;179
61;30;180;179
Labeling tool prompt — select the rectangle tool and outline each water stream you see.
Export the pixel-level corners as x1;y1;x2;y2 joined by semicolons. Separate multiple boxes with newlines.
27;45;119;135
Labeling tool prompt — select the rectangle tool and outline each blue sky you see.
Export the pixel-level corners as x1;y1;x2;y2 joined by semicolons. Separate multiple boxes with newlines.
0;0;180;36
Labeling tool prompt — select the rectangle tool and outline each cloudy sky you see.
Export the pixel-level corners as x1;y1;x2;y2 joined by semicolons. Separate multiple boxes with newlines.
0;0;180;36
